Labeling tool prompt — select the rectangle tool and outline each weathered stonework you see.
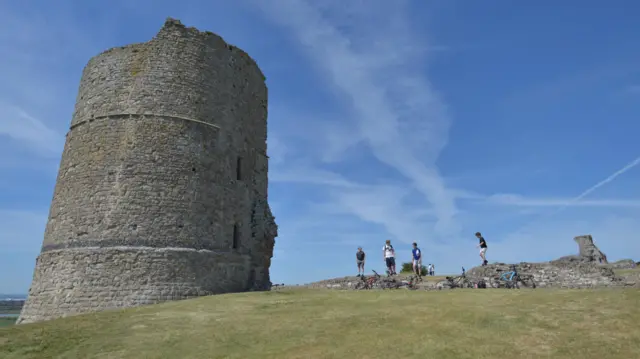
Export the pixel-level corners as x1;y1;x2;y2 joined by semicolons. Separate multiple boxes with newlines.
18;18;277;324
607;259;637;270
466;261;624;289
467;235;630;288
574;234;608;263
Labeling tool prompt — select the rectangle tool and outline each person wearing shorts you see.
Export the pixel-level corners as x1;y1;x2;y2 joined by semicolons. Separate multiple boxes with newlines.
476;232;488;266
411;242;422;279
356;247;366;276
382;240;396;275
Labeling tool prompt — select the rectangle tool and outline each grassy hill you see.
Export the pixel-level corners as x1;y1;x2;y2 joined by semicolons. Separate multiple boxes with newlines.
1;288;639;359
0;318;17;329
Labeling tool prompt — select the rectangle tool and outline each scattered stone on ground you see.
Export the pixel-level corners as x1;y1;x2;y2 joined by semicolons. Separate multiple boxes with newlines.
302;274;443;290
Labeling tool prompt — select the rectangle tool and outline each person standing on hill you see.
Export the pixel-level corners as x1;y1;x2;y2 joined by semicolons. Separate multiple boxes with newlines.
382;240;396;276
411;242;423;279
356;247;366;277
476;232;488;266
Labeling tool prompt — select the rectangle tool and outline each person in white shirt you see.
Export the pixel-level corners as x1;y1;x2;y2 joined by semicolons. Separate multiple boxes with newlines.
427;263;433;276
382;239;396;276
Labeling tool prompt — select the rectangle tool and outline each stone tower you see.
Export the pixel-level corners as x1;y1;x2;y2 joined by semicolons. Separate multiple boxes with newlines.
17;18;278;324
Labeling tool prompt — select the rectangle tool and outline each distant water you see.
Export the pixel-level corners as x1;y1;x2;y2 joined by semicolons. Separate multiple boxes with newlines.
0;294;27;301
0;294;25;319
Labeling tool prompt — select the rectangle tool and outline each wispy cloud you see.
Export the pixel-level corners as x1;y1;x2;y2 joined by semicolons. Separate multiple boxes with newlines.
255;0;458;235
625;84;640;94
0;209;47;253
505;156;640;235
483;193;640;208
503;63;640;110
0;2;97;168
266;136;288;165
553;156;640;212
271;166;359;187
0;104;64;159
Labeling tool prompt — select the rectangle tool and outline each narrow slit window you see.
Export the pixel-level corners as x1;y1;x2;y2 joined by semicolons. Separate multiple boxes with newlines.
236;157;243;181
232;224;240;249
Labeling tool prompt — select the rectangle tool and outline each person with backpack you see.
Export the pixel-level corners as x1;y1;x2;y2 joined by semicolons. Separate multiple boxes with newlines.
382;240;396;276
411;242;422;279
356;247;366;276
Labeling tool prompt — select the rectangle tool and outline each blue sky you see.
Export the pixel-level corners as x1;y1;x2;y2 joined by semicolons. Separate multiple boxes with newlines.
1;0;639;293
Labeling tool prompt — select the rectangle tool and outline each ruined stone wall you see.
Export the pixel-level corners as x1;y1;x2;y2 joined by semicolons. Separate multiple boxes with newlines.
606;259;637;270
467;261;623;288
303;234;638;291
18;18;277;324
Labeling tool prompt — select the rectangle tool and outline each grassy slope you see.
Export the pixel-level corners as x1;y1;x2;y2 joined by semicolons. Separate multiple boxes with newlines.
0;318;17;328
1;288;639;359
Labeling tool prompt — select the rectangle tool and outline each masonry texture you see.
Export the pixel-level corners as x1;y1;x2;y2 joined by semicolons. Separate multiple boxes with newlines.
18;18;277;324
467;234;627;289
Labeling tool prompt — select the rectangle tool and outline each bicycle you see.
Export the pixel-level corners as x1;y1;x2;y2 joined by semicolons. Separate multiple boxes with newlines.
373;270;401;289
437;268;473;289
400;275;421;290
355;270;382;290
489;265;537;289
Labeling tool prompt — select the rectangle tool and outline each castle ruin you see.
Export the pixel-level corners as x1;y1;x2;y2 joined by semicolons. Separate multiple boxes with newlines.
574;234;608;263
18;18;277;324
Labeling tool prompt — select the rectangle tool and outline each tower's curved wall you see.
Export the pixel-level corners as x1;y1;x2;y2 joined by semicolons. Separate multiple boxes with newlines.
18;19;277;324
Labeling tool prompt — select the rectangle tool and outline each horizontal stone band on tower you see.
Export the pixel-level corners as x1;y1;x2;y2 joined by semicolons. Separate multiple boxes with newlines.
40;238;237;252
18;17;278;324
70;113;222;131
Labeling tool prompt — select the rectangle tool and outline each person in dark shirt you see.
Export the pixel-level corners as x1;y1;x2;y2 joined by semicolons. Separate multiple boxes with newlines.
356;247;366;276
475;232;488;266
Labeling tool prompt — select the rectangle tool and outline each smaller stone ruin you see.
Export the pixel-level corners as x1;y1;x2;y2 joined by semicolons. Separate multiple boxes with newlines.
574;234;608;263
467;235;637;288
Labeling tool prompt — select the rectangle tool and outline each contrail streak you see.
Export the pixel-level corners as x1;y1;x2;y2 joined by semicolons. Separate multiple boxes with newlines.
520;155;640;229
559;156;640;210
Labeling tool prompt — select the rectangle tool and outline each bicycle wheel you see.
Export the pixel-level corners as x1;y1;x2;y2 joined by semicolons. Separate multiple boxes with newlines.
489;277;501;288
517;276;537;289
460;277;472;288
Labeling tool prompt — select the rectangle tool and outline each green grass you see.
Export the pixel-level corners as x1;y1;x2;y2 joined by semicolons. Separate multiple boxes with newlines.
1;288;639;359
0;318;17;328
